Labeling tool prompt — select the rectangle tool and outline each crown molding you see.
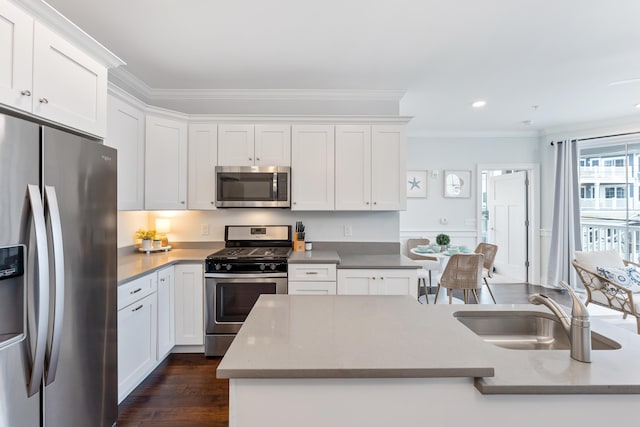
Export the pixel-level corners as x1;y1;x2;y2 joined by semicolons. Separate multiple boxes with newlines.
109;67;405;103
540;115;640;139
407;129;540;139
13;0;125;68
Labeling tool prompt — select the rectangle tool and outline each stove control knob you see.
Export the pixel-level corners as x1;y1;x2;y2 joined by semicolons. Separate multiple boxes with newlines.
225;264;232;271
270;264;277;271
260;264;266;271
214;264;222;271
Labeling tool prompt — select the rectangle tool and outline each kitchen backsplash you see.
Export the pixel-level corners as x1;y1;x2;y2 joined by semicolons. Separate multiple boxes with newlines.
118;210;400;248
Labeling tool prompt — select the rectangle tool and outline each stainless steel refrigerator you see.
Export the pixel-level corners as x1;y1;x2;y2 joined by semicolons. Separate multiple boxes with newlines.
0;111;117;427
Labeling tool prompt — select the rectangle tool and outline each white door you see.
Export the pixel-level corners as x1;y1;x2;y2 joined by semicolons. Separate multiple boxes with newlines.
488;171;528;281
174;264;204;346
157;266;175;359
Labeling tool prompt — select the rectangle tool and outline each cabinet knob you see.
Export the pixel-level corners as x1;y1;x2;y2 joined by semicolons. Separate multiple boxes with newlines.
256;157;260;161
39;98;49;104
366;202;370;205
132;304;143;312
249;157;252;161
380;277;384;280
181;201;185;204
210;201;215;205
373;202;377;205
372;277;376;280
21;90;31;96
293;202;297;205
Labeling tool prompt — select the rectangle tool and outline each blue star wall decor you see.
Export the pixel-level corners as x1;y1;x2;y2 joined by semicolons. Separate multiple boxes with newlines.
406;171;428;198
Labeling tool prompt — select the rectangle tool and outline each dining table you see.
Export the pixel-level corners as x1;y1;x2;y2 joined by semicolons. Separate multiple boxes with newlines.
409;247;474;273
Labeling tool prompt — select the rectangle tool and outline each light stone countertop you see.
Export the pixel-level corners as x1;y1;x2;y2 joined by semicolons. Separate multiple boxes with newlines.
217;294;640;394
287;250;341;264
337;253;420;269
117;246;222;284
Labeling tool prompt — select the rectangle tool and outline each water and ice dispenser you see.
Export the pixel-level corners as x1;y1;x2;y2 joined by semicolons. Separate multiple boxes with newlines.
0;245;25;350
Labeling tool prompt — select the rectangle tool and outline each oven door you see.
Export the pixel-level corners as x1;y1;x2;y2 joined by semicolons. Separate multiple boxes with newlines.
205;273;287;335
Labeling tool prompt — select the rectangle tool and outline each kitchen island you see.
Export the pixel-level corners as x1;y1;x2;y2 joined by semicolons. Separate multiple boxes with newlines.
217;295;640;427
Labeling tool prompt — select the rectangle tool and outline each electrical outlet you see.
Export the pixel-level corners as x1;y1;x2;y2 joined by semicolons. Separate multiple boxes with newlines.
344;225;352;237
201;224;210;236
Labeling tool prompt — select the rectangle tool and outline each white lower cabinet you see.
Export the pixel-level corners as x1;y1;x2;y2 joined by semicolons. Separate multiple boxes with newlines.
174;264;204;345
117;290;157;403
288;263;337;295
157;266;175;359
337;269;417;298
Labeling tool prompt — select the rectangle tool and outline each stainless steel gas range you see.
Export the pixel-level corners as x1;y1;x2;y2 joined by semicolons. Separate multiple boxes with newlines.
204;225;292;356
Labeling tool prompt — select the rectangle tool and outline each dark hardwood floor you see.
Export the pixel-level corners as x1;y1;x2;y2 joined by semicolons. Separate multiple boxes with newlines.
116;283;570;426
117;354;228;427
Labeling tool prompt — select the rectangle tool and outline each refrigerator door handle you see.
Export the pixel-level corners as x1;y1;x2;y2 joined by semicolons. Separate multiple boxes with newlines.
44;185;65;385
20;184;50;397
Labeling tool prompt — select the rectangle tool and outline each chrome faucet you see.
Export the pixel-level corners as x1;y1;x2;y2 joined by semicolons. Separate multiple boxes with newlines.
528;281;591;363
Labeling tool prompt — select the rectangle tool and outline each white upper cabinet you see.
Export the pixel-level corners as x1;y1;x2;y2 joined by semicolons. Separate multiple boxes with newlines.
188;123;218;210
145;115;188;210
32;22;107;137
335;124;406;211
254;124;291;166
291;124;335;211
0;0;33;112
105;95;145;210
335;125;372;210
218;124;290;166
371;125;406;210
0;2;110;136
218;124;254;166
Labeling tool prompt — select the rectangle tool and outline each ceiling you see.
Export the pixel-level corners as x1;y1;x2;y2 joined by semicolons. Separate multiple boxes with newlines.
45;0;640;135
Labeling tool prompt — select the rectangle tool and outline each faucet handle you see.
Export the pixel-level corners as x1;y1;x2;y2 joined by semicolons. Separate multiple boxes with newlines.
558;281;589;319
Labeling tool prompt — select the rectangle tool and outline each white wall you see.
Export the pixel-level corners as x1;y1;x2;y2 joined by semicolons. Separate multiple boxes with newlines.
401;135;541;237
118;210;400;248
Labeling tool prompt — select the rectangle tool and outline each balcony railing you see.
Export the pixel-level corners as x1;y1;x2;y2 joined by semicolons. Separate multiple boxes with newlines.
580;220;640;261
580;166;632;181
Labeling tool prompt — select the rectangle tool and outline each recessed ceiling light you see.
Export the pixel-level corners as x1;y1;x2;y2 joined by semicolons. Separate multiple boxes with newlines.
471;100;487;108
636;103;640;109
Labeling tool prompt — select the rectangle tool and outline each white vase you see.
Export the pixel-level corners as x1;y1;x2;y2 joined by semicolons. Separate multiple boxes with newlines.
141;239;152;250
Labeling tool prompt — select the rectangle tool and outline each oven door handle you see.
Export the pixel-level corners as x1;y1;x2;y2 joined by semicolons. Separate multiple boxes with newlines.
204;273;287;279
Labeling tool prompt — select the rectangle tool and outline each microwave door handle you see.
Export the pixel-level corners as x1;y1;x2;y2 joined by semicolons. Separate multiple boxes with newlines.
20;184;50;397
43;186;64;385
273;172;278;200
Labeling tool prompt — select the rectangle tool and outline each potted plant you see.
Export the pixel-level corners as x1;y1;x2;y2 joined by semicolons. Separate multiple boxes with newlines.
435;233;450;251
135;229;156;250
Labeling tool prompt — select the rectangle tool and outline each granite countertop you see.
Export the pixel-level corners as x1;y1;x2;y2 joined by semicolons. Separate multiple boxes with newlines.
217;295;640;394
118;246;223;284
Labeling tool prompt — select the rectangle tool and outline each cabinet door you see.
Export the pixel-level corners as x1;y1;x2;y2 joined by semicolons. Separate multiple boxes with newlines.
371;125;406;210
32;22;107;136
188;123;217;209
291;125;335;210
337;270;374;295
145;115;188;209
218;124;254;166
371;269;417;298
174;264;204;346
157;266;175;359
254;124;291;166
106;94;145;210
117;292;157;403
335;125;371;210
0;0;33;112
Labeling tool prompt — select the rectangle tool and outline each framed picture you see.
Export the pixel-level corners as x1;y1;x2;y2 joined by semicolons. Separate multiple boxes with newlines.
443;170;471;198
407;170;427;198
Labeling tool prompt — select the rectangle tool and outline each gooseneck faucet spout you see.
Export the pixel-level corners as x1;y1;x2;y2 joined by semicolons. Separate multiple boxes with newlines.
528;281;591;363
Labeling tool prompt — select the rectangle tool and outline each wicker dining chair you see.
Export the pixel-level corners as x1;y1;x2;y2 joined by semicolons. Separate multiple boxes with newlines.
474;243;498;303
434;253;484;304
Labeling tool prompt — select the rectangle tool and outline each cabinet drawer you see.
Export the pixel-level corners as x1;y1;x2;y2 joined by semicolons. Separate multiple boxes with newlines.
118;273;158;310
288;281;337;295
288;264;337;281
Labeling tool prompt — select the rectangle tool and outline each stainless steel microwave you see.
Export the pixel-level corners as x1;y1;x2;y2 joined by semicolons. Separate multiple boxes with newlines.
215;166;290;208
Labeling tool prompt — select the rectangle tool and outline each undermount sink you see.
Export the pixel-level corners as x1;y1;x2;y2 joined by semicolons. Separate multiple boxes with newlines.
453;310;621;351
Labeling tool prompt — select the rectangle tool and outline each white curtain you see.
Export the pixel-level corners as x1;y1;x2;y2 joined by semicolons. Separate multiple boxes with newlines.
547;139;582;289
